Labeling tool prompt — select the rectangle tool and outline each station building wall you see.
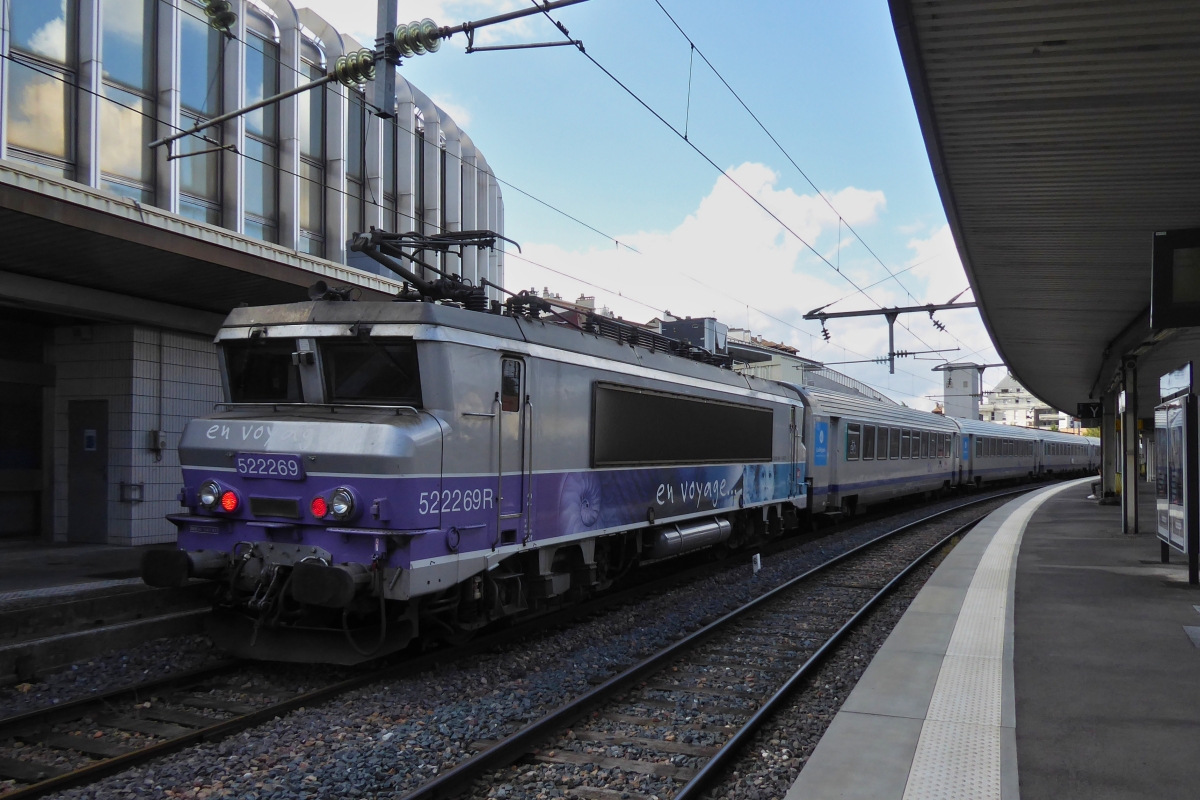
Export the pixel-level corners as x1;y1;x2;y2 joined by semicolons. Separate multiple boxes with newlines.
0;0;507;546
50;325;220;546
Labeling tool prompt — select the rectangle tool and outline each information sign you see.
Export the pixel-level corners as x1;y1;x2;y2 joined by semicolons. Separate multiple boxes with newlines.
1155;386;1199;584
1077;402;1103;425
813;420;829;467
1151;228;1200;330
1161;362;1193;401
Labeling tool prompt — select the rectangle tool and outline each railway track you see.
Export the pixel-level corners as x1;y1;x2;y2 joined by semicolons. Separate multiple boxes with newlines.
0;487;1030;799
399;508;990;800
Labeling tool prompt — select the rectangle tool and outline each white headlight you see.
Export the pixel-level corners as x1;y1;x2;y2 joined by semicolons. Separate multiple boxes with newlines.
330;487;355;519
198;481;221;510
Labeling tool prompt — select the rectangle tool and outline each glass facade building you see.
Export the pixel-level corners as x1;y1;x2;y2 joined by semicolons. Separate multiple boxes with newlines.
0;0;504;293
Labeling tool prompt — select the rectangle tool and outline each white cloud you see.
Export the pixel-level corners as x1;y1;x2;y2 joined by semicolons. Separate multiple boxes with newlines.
506;165;1002;409
431;93;471;126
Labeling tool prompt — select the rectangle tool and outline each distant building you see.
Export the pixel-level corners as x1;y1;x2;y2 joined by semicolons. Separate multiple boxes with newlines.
727;329;897;404
934;363;984;420
980;373;1081;431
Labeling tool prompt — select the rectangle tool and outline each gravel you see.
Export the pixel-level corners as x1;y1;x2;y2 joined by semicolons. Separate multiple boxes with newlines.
0;635;224;719
694;539;955;800
6;488;1023;799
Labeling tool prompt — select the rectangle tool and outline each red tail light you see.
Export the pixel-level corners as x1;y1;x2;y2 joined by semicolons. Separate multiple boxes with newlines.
220;491;239;512
310;496;328;518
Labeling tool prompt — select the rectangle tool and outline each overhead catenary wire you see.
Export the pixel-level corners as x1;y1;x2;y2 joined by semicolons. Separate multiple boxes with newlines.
212;0;978;376
10;14;951;404
131;0;640;255
528;3;977;370
645;0;989;360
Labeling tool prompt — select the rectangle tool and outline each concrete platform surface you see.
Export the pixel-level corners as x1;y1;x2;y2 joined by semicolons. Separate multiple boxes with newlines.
0;537;173;603
1016;483;1200;800
786;477;1200;800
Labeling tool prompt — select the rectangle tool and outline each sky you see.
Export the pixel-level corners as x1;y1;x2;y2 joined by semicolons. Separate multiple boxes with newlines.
298;0;1006;409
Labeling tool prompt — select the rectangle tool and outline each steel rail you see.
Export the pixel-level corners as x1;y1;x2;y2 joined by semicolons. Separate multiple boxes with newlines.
0;484;1036;799
0;660;242;733
672;515;984;800
393;487;1034;800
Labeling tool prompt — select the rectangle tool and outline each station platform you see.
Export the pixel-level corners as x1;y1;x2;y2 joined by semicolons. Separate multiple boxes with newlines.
0;537;171;606
786;477;1199;800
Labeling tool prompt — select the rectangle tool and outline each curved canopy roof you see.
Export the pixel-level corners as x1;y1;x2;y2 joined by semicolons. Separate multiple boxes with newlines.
889;0;1200;413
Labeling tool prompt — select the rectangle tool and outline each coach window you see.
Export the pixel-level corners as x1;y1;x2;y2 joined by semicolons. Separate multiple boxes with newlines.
917;431;925;458
501;359;522;412
846;423;861;460
976;437;983;457
863;425;876;460
886;427;899;459
900;429;911;459
876;427;887;459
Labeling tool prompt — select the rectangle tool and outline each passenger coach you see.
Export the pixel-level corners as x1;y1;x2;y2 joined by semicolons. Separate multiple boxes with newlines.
792;386;961;514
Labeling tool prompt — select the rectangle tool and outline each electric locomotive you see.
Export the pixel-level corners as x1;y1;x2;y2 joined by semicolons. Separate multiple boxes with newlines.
143;230;809;663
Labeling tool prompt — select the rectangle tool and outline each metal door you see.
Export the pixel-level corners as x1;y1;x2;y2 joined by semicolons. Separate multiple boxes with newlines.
68;400;108;543
497;357;526;528
826;417;840;509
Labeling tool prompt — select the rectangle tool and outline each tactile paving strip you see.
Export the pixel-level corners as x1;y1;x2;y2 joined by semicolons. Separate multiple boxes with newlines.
902;482;1081;800
0;577;141;606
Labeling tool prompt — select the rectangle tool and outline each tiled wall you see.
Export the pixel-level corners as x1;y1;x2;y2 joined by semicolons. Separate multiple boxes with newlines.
51;325;220;545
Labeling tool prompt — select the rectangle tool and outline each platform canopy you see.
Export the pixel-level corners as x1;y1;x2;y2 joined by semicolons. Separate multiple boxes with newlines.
0;164;403;335
889;0;1200;413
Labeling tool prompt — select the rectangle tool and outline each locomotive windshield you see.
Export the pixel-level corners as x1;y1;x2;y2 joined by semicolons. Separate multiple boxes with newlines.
224;339;302;402
320;339;422;405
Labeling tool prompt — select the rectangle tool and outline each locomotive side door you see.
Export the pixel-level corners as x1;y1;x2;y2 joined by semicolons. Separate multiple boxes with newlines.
497;357;526;542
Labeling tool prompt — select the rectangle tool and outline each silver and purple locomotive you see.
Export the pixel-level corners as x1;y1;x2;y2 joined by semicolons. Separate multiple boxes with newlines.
143;231;809;662
143;231;1097;664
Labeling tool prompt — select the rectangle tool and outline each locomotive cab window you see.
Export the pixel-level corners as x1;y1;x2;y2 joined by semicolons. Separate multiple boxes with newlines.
320;339;422;405
863;425;876;460
501;358;522;412
846;423;861;460
224;339;303;402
